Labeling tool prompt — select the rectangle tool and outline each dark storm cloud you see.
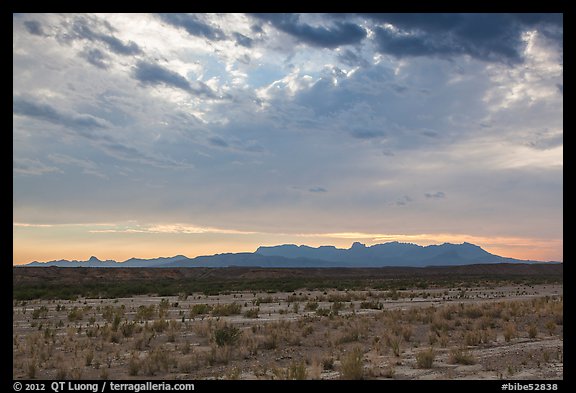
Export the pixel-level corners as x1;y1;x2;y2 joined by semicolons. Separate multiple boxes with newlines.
13;96;108;130
69;17;142;56
133;60;192;92
79;48;109;69
233;32;253;48
157;13;226;41
23;20;45;36
366;13;562;64
251;13;366;48
133;60;220;98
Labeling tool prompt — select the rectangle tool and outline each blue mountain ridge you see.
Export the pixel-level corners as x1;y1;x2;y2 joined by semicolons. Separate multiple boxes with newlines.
20;241;558;268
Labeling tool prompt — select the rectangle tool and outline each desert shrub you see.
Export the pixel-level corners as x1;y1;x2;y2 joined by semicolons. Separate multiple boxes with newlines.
463;305;484;319
503;323;517;342
331;301;344;313
415;348;435;369
190;303;212;317
322;357;335;371
336;330;359;345
111;314;122;332
120;322;138;338
212;303;241;316
340;347;364;380
208;345;233;365
316;308;330;317
545;320;557;335
328;293;352;303
302;325;314;337
449;347;476;365
214;325;241;347
142;348;175;376
255;296;275;305
305;301;319;311
27;362;37;379
401;326;412;342
528;325;538;339
243;308;259;318
158;298;170;317
85;349;94;366
464;330;482;346
287;294;309;302
32;306;48;319
135;305;155;321
360;301;382;310
151;319;168;333
287;360;307;380
292;303;300;313
387;335;401;357
67;307;84;322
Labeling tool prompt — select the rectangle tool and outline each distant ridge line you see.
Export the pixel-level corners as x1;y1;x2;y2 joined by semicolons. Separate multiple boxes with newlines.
19;241;561;268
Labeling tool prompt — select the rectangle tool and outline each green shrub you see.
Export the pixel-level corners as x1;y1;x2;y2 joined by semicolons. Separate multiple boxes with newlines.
135;305;155;321
212;303;241;316
32;306;48;319
67;307;83;322
190;303;212;317
214;325;241;347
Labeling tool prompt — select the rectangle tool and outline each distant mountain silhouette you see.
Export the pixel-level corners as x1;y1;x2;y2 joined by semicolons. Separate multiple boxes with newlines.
21;242;558;268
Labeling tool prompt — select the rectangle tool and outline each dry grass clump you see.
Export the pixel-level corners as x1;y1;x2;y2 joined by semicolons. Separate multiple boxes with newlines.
415;347;435;369
449;347;476;365
503;322;518;342
340;347;364;380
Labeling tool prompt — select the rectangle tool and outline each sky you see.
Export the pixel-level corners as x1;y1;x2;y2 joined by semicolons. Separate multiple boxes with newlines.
13;13;563;264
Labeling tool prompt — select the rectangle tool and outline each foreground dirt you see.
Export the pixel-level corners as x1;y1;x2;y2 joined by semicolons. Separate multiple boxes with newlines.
13;283;562;380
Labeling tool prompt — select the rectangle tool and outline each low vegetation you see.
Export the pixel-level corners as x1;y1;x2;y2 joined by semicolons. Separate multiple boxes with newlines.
12;276;563;380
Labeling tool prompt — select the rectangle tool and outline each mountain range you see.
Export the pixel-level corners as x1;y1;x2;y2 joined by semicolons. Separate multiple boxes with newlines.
20;241;559;268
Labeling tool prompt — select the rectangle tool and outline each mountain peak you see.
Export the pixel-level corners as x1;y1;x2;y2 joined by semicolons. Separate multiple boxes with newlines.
88;256;101;262
350;241;366;249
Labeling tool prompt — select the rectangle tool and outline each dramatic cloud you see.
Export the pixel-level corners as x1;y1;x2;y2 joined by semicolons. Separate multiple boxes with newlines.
156;13;226;41
23;20;44;36
252;13;366;48
132;60;219;98
79;47;109;69
68;16;142;56
13;13;563;264
13;96;109;130
132;60;193;92
367;13;563;64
